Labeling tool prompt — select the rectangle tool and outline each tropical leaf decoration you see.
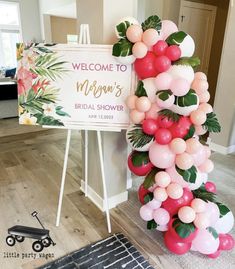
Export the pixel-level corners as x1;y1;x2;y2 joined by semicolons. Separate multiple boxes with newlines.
127;124;154;149
116;21;131;38
173;219;196;238
141;15;162;33
144;192;154;204
192;184;217;202
176;165;197;184
135;81;148;97
143;167;162;189
166;31;187;46
112;39;133;57
157;90;173;101
184;125;196;140
216;202;230;218
174;57;200;68
202;112;221;133
207;227;218;239
158;109;180;122
147;219;158;230
174;89;198;107
132;151;150;167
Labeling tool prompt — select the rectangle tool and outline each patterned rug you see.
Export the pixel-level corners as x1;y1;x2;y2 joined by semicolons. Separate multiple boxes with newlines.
37;233;154;269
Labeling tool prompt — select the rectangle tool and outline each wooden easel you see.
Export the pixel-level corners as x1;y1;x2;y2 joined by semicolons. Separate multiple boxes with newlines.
55;24;120;233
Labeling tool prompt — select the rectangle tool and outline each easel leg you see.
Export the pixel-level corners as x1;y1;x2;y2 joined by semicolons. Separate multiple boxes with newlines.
84;130;88;197
56;129;72;227
97;131;112;233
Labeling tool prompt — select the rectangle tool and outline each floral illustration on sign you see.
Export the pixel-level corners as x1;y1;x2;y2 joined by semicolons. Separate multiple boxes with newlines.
17;43;70;126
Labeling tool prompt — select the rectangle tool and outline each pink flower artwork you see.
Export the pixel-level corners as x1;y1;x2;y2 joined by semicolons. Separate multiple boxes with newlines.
17;67;33;95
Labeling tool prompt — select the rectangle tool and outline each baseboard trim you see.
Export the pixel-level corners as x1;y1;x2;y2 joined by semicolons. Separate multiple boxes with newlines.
209;142;235;155
80;180;128;212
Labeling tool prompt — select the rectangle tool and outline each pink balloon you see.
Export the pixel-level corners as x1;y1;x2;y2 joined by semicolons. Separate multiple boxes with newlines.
135;96;151;112
170;138;187;154
191;79;209;95
166;166;189;188
199;159;214;173
139;205;153;221
186;138;201;154
153;207;170;226
130;109;145;124
145;103;161;120
191;198;206;213
194;213;210;229
161;20;178;40
155;171;171;188
155;72;173;90
146;198;162;210
219;234;235;251
167;183;183;199
126;95;138;110
170;78;190;96
192;229;220;254
205;202;220;225
195;125;207;136
207;250;221;259
178;206;196;223
142;28;161;46
191;144;207;166
156;93;175;108
194;72;207;81
198;91;210;103
132;41;148;59
153;187;168;202
149;143;176;169
175;152;194;170
199;103;213;114
126;24;143;43
190;109;207;125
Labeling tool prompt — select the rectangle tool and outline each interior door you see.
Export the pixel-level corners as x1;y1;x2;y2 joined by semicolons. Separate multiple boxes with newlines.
178;0;217;75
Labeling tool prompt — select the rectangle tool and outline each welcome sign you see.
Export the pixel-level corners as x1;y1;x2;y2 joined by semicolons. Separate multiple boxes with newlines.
17;43;133;130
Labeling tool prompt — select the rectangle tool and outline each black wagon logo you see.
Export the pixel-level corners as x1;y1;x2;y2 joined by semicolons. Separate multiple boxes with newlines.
6;211;56;252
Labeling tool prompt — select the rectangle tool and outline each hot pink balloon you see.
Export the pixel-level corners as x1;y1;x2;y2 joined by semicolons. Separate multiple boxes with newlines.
149;143;176;169
192;229;220;255
145;103;161;120
132;41;148;59
166;166;189;188
155;72;173;90
153;208;170;226
170;78;190;96
139;205;153;221
161;20;178;40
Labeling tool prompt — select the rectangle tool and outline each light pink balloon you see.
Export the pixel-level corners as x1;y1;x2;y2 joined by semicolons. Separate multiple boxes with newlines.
145;103;161;120
191;79;209;95
155;72;173;90
178;206;196;223
205;202;220;225
161;20;178;40
191;145;207;166
132;41;148;59
155;171;171;188
156;93;175;108
130;109;145;124
146;198;162;210
126;95;138;109
135;96;151;112
191;198;206;213
199;103;213;114
194;213;210;229
148;183;158;192
166;183;183;199
156;224;168;232
190;109;207;125
175;152;194;170
153;187;168;202
198;91;210;103
195;125;207;136
194;72;207;81
192;229;220;254
149;143;176;169
199;159;214;173
204;146;211;158
166;166;189;188
170;78;190;96
126;24;143;43
142;28;161;46
170;138;187;154
186;138;201;154
139;205;153;221
153;207;170;226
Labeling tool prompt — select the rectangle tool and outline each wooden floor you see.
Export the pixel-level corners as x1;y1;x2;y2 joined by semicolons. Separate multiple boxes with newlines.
0;118;234;269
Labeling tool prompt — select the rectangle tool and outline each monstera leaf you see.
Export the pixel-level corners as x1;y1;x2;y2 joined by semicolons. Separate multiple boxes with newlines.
174;89;198;107
141;15;161;33
176;165;197;183
116;21;131;38
135;81;148;97
112;39;133;57
166;31;187;45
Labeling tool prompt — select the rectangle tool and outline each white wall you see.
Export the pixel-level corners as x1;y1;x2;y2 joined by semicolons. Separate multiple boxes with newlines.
8;0;42;42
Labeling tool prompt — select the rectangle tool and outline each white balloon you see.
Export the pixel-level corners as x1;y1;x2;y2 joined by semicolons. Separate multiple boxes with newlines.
200;172;208;183
156;225;168;232
114;55;136;65
179;35;195;57
142;78;157;103
115;17;140;38
167;65;195;84
212;211;234;234
188;171;203;190
126;124;154;152
170;102;199;116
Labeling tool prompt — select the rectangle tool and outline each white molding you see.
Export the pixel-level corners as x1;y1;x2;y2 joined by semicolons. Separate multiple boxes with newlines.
208;142;235;155
80;180;128;212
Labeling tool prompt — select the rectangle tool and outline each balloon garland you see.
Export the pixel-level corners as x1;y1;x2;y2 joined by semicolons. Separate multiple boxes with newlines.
112;15;234;257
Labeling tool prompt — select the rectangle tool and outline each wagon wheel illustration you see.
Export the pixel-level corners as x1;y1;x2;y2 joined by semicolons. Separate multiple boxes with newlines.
32;241;44;252
42;237;51;247
6;236;16;246
16;235;25;242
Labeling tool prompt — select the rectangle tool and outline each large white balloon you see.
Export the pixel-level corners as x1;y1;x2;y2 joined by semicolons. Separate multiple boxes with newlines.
114;55;136;65
142;78;157;103
179;34;195;57
212;211;234;234
167;65;195;84
126;124;154;152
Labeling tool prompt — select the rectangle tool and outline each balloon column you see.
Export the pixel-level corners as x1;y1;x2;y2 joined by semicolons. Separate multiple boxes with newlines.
112;15;234;257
